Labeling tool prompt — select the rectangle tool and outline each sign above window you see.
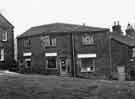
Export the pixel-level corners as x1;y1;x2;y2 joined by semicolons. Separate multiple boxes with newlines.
45;53;57;57
77;54;96;58
23;52;32;56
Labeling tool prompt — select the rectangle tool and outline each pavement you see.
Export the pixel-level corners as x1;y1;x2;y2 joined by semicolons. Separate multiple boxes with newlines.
0;70;135;99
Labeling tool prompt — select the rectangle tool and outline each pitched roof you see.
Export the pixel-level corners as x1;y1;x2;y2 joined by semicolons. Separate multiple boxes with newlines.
17;23;109;38
110;32;135;47
0;14;14;28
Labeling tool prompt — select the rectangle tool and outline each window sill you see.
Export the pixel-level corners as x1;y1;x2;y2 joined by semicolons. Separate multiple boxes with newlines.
45;46;56;48
81;43;96;46
1;40;7;42
46;68;58;70
80;71;95;73
24;47;32;49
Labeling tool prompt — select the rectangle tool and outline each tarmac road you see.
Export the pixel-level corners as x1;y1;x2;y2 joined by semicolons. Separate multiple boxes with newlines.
0;70;135;99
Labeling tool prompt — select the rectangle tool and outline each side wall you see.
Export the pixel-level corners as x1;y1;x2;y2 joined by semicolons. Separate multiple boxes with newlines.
0;27;14;69
111;39;129;70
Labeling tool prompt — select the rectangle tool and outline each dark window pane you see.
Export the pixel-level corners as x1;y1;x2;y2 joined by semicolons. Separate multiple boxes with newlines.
47;57;56;68
24;39;31;48
27;61;31;67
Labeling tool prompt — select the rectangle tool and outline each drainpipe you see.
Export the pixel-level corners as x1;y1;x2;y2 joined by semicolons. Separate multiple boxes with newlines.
71;33;76;78
109;35;112;78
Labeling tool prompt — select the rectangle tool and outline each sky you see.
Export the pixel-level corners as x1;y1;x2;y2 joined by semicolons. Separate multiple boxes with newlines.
0;0;135;37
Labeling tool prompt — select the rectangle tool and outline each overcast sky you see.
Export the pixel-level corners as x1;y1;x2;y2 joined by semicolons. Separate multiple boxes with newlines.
0;0;135;37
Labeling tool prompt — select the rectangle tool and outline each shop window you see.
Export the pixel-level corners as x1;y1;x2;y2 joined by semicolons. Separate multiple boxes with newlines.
2;32;7;41
24;39;31;49
80;58;95;72
0;49;4;61
47;57;57;69
82;34;94;45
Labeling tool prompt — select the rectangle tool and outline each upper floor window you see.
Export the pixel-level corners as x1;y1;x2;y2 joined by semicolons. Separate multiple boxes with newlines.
51;38;56;46
82;34;94;45
41;35;56;47
2;32;7;41
0;49;4;61
24;39;31;49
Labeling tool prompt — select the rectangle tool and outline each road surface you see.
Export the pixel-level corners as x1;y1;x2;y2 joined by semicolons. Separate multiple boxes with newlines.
0;70;134;99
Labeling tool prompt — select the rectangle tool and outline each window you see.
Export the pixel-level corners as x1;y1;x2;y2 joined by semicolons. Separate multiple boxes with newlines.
82;34;94;45
41;36;50;47
0;49;4;61
47;57;57;69
133;48;135;57
24;39;31;49
25;59;31;68
51;38;56;46
41;36;56;47
2;32;7;41
80;58;95;72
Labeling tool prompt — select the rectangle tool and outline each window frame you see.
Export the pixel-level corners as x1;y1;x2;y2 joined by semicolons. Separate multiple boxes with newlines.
24;39;31;49
80;58;96;72
82;33;95;45
46;56;57;69
41;35;56;48
2;32;8;42
50;37;56;47
25;58;31;68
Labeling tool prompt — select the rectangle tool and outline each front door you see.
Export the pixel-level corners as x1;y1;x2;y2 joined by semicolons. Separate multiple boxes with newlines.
60;58;67;75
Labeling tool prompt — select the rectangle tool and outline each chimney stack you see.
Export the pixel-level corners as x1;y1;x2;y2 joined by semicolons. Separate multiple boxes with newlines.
125;23;135;37
112;21;122;33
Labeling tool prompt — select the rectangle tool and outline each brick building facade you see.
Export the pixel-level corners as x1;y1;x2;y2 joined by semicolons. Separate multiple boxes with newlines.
0;14;14;69
17;23;111;78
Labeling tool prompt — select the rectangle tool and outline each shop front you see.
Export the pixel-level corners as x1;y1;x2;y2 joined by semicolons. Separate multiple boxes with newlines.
45;53;58;74
76;53;96;77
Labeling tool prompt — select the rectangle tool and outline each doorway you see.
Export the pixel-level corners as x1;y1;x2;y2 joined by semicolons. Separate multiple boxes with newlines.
60;57;67;75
